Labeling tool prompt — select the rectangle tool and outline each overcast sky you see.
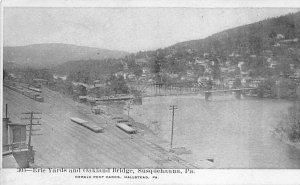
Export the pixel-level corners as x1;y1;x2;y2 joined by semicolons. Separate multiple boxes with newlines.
4;8;300;52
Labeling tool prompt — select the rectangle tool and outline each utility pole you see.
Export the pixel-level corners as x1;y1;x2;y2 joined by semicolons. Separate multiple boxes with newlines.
169;105;178;149
107;96;110;115
21;111;42;147
21;111;42;164
5;104;8;119
126;101;133;121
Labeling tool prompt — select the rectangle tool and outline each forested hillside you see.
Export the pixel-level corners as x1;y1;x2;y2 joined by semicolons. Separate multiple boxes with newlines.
53;59;124;84
3;43;129;68
132;11;300;79
26;12;300;88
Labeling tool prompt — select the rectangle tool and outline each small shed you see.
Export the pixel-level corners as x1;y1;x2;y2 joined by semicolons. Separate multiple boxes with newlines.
3;118;27;152
8;122;27;149
92;106;104;115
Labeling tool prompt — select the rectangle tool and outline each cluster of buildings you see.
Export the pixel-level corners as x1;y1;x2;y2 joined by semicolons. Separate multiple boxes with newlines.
192;33;300;89
117;60;153;82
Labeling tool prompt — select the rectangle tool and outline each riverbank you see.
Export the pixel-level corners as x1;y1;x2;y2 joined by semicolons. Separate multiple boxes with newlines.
272;129;300;150
244;93;300;101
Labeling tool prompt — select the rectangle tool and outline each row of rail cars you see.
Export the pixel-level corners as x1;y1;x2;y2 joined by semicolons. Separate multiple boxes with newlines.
4;83;44;102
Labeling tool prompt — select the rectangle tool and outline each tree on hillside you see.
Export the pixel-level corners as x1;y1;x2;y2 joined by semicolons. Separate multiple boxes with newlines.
248;35;263;55
107;74;129;94
205;79;213;90
210;57;221;80
256;78;276;98
194;65;205;77
268;29;277;45
268;29;277;40
150;50;168;83
275;62;291;77
133;65;143;79
65;81;74;95
124;57;143;79
234;66;241;77
233;78;242;88
277;78;297;99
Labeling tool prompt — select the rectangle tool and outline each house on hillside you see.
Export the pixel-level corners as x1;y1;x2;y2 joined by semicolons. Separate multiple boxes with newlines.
241;70;250;76
224;60;231;67
204;67;212;74
123;62;129;71
203;53;210;58
276;34;285;40
228;66;236;73
115;71;125;78
249;78;266;88
224;78;235;88
238;61;245;71
194;58;206;65
72;83;88;96
221;67;229;73
135;58;148;65
263;50;273;57
229;52;241;58
268;60;278;69
290;64;295;71
293;69;300;78
93;80;102;84
241;76;252;87
142;67;151;75
169;73;179;79
197;76;210;86
127;73;137;82
186;70;195;78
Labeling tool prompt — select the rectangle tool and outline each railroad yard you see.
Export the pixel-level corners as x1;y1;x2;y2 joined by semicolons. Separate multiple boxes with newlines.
3;86;198;168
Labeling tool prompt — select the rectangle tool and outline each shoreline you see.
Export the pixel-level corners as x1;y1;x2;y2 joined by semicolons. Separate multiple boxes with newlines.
244;94;300;102
272;130;300;150
98;102;208;167
100;105;203;168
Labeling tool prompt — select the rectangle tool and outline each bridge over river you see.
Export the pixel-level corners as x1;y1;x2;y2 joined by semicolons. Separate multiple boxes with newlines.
128;81;257;100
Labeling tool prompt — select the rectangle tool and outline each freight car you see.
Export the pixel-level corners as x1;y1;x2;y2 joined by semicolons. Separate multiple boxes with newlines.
28;87;42;93
70;117;104;133
116;123;137;134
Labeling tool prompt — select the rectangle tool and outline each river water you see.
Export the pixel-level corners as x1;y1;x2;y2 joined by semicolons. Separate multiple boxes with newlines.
129;95;300;168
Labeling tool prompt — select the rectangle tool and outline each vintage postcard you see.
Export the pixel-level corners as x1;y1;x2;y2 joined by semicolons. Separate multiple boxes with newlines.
1;0;300;184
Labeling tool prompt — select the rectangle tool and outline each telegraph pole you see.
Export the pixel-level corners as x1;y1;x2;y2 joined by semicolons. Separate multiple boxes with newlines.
169;105;178;149
126;101;133;121
21;111;42;164
21;111;42;148
5;104;8;119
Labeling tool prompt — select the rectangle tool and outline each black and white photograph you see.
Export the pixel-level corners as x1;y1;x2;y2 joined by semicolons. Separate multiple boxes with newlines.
1;0;300;184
